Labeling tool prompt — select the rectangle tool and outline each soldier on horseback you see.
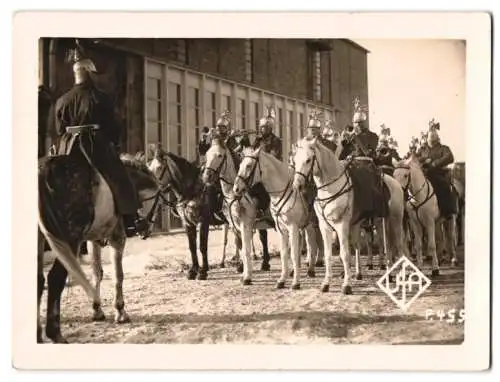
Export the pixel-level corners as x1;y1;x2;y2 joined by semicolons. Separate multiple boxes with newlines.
305;109;338;153
374;124;400;175
339;96;387;230
419;118;458;218
53;41;148;237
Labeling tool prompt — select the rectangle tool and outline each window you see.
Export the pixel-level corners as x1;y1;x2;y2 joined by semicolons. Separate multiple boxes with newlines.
237;99;246;130
190;87;201;151
254;102;260;129
288;110;295;143
245;39;254;83
277;107;283;138
223;95;232;112
308;48;321;101
168;82;182;156
299;113;304;138
146;77;163;146
206;91;217;127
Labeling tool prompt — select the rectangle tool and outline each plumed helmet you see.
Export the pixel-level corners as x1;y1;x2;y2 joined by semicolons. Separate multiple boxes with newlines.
259;106;276;129
216;110;231;128
352;96;368;124
67;39;98;74
307;109;323;129
379;124;391;143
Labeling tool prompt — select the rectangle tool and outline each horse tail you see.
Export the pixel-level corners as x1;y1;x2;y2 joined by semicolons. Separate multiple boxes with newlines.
38;166;97;302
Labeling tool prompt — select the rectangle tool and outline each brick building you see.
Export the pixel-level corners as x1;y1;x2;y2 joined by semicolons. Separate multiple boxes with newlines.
38;38;369;231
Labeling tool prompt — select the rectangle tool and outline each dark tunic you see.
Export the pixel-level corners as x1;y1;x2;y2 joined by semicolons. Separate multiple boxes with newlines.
54;80;140;215
420;143;457;216
253;133;283;161
339;129;379;160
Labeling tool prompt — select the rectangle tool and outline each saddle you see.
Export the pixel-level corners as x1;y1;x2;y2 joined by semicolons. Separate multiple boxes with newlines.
424;167;458;218
347;157;390;225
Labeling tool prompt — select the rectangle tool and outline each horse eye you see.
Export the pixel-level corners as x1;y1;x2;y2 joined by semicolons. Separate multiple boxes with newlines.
306;159;311;163
217;154;222;158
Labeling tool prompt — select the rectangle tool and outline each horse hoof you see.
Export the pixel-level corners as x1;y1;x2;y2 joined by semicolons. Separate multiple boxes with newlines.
389;274;395;283
253;255;259;261
320;284;329;293
115;313;131;324
187;269;198;280
49;334;68;344
291;283;301;290
92;311;106;322
219;262;225;269
315;260;325;267
261;262;271;272
241;278;252;286
342;285;353;295
276;281;285;289
379;264;387;271
451;259;458;267
289;270;295;277
339;271;345;279
355;273;362;281
431;269;440;278
197;271;208;280
367;264;374;271
236;263;244;274
307;269;316;278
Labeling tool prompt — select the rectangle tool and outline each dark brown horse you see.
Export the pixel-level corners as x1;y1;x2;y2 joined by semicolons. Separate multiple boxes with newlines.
38;133;161;344
147;145;243;280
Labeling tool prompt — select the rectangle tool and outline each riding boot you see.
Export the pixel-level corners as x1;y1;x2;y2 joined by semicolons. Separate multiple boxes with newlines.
123;213;149;238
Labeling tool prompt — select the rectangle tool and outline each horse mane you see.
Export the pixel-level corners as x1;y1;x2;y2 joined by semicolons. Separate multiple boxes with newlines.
120;153;155;178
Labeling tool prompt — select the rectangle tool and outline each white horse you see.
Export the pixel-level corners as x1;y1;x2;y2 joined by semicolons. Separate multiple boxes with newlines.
292;138;407;293
232;147;322;289
392;154;458;275
201;142;274;284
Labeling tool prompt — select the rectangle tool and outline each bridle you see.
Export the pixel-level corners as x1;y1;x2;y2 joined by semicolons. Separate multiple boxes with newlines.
204;151;229;185
394;164;434;208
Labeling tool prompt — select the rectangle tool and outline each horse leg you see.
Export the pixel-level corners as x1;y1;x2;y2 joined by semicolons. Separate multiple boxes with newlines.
290;225;301;289
366;227;374;270
252;231;259;260
446;216;458;267
336;221;353;295
240;223;253;285
186;225;199;280
318;220;334;293
352;225;363;280
409;213;424;269
304;223;318;278
89;241;106;321
198;219;210;280
108;226;130;324
220;224;228;268
259;229;271;271
37;232;45;343
45;258;69;343
276;225;290;289
315;224;325;267
434;220;445;264
426;218;440;277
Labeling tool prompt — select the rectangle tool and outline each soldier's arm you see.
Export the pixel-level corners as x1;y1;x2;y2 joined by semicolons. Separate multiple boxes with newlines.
54;99;67;137
432;146;455;168
272;138;283;161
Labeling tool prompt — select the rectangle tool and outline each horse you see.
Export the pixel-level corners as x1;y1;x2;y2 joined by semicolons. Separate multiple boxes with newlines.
38;141;162;344
201;142;275;283
392;154;458;274
232;146;322;289
451;162;465;246
292;138;407;293
147;144;237;280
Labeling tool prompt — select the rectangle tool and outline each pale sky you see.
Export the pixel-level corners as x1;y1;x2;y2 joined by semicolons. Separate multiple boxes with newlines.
353;39;466;161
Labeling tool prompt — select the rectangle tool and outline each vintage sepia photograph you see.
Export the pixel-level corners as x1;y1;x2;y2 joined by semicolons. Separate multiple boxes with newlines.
12;11;491;371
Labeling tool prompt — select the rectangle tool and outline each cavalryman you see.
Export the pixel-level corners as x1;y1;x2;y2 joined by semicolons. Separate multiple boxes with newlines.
54;40;148;237
339;96;379;160
419;118;457;217
374;124;396;174
304;109;338;153
405;136;420;159
253;106;283;161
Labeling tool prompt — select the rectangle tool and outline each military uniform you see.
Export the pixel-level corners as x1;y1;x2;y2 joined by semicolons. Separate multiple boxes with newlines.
420;120;457;217
54;44;146;237
339;128;379;160
253;133;282;161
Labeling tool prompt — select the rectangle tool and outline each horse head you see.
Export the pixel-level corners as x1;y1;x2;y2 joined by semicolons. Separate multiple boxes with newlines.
202;142;227;186
292;137;318;191
392;152;424;193
233;146;262;198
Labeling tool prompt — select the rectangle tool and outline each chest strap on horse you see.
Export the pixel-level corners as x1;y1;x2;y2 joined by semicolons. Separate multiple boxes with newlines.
65;124;101;134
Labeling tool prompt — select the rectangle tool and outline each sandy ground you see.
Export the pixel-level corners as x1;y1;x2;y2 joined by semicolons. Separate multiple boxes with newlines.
40;228;465;344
